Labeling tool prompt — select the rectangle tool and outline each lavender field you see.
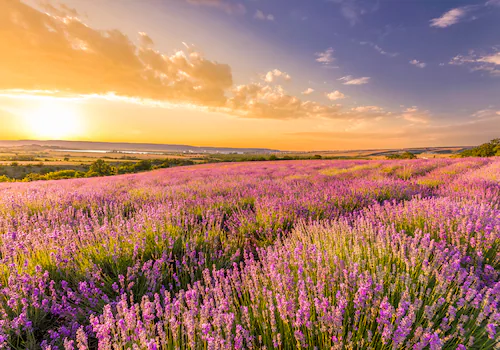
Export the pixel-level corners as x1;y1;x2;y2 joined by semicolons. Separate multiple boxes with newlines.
0;158;499;349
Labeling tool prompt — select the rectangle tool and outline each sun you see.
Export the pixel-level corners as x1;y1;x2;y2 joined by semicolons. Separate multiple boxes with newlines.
23;102;83;140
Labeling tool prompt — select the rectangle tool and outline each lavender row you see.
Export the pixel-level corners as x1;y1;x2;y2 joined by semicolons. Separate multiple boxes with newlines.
0;158;498;348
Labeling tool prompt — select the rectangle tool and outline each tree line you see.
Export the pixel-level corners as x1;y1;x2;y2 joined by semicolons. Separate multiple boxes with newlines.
0;158;196;183
460;138;500;157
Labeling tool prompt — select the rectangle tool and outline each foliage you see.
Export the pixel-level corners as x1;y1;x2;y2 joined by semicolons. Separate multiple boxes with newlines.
118;159;152;174
86;159;117;177
460;138;500;157
386;151;417;159
133;159;153;171
9;155;39;162
22;170;86;182
0;158;199;183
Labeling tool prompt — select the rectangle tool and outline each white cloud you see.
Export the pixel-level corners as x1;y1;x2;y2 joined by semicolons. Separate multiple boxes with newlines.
340;4;361;26
302;88;315;95
326;90;346;101
449;55;475;65
227;83;355;120
263;69;291;83
478;52;500;65
315;48;335;65
409;59;426;68
430;7;467;28
449;50;500;76
472;109;500;118
338;76;370;85
328;0;376;26
359;41;398;57
254;10;275;21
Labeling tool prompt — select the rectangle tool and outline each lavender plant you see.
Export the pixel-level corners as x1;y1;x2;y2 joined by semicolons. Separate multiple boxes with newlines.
0;158;498;349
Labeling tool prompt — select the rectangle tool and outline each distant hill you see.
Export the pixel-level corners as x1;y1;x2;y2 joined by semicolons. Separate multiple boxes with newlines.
0;140;474;156
0;140;280;154
365;147;472;157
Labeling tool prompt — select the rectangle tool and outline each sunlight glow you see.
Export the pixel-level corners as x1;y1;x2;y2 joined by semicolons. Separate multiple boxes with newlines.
22;102;84;140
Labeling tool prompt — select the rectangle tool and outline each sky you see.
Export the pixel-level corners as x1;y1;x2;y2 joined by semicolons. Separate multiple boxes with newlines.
0;0;499;150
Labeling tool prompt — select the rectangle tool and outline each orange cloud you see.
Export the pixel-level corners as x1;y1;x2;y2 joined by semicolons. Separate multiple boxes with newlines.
0;0;395;121
0;1;232;106
400;107;430;124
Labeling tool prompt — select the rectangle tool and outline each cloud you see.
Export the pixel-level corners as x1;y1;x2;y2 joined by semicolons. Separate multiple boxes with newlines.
0;0;239;107
315;48;335;65
472;109;500;119
339;4;361;25
400;107;430;124
359;41;398;57
225;84;390;120
449;50;500;76
226;83;347;119
254;10;275;21
326;90;346;101
430;7;468;28
409;59;426;68
185;0;246;14
0;0;373;121
138;32;155;48
351;105;384;112
0;0;418;123
486;0;500;6
478;52;500;65
263;69;291;83
302;88;315;95
38;1;79;17
328;0;377;26
338;76;370;85
347;106;389;121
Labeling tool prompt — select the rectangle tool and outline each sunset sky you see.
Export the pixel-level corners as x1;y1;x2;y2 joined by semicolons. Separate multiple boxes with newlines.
0;0;499;150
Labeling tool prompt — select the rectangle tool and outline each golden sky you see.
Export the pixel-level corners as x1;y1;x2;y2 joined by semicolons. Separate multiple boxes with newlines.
0;0;498;150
